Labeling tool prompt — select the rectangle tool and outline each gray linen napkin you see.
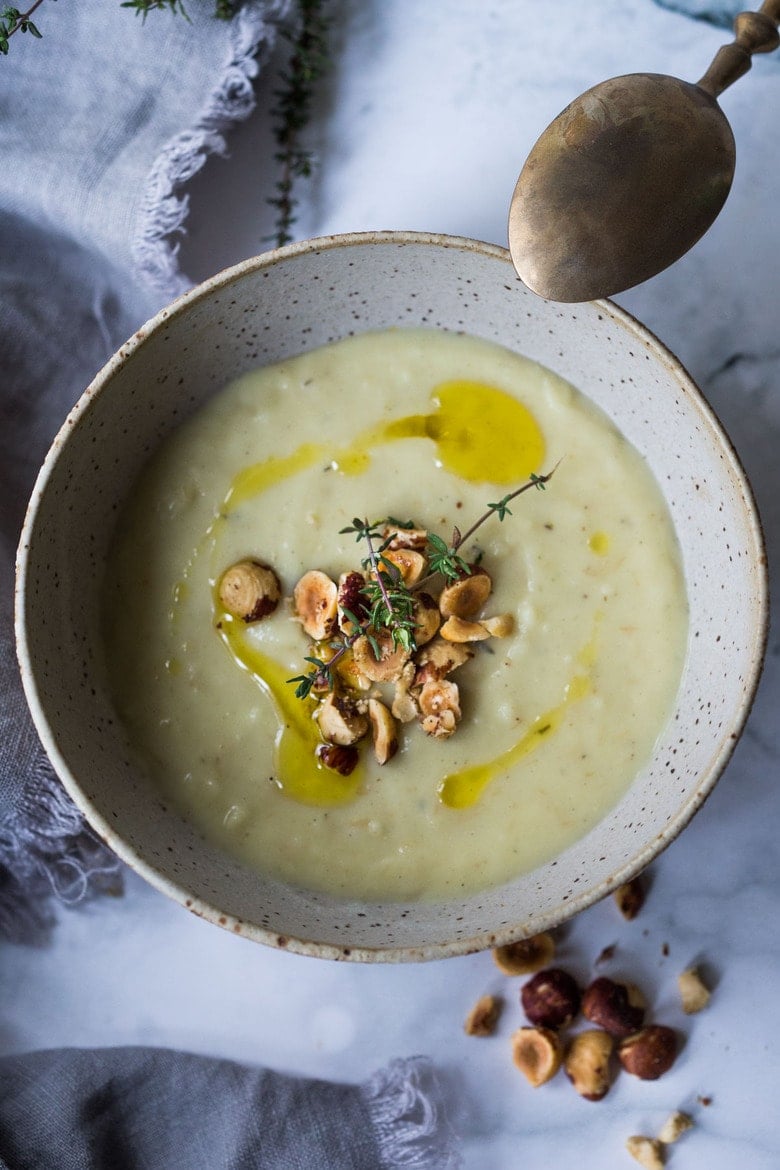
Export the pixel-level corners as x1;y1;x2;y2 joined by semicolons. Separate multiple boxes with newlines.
0;0;291;939
0;1048;460;1169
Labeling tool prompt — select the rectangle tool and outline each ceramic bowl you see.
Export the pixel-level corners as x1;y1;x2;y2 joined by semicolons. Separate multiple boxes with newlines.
15;232;768;961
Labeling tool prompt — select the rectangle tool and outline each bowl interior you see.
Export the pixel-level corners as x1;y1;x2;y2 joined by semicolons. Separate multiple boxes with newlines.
16;232;767;960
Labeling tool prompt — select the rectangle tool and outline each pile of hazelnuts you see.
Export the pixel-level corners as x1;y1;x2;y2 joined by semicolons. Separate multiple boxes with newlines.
512;963;677;1099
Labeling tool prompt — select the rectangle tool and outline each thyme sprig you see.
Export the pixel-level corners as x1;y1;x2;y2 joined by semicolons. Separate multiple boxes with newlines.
0;0;45;53
267;0;331;246
287;466;557;701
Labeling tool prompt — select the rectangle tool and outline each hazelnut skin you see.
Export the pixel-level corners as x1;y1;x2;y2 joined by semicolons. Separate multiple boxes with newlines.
618;1025;678;1080
582;976;646;1038
521;967;581;1029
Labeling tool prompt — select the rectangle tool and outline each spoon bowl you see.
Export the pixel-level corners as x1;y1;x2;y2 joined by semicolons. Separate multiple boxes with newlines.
509;2;780;302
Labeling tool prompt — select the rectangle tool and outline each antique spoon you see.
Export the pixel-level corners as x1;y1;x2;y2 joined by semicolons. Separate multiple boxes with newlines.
508;1;780;302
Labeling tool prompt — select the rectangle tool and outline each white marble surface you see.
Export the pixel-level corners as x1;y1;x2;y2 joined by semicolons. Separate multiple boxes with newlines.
4;1;780;1166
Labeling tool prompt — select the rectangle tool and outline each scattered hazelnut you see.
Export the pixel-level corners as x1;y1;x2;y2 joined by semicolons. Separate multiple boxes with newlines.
464;994;503;1037
315;693;369;747
657;1111;694;1144
218;559;281;622
521;967;581;1029
413;592;441;647
625;1135;665;1170
391;662;420;723
413;636;473;679
614;876;646;920
417;678;461;739
678;966;711;1014
511;1026;563;1087
293;570;339;640
479;613;514;637
316;743;359;776
439;614;492;643
382;523;428;552
367;698;398;765
493;932;555;976
582;976;646;1038
618;1025;678;1081
564;1029;614;1101
438;566;492;619
378;547;427;586
352;630;410;683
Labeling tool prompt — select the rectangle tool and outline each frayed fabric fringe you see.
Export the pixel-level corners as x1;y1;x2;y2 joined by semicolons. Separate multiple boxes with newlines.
0;755;122;944
364;1056;463;1169
132;0;293;300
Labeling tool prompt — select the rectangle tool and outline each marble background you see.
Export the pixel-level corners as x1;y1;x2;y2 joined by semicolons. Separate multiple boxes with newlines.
4;1;779;1166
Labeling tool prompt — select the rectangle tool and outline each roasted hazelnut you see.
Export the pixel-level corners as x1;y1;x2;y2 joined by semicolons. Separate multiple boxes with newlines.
367;698;398;765
625;1136;665;1170
315;693;369;746
293;570;339;640
493;932;555;976
582;976;646;1038
657;1111;693;1144
438;565;492;618
439;614;491;643
521;967;581;1029
564;1029;614;1101
618;1025;678;1081
464;994;502;1037
218;559;281;622
417;678;461;740
316;743;359;776
511;1026;562;1087
678;966;711;1014
614;876;646;920
378;547;427;586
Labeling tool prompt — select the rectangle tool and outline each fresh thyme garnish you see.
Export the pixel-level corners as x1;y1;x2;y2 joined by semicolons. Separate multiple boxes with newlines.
287;466;557;702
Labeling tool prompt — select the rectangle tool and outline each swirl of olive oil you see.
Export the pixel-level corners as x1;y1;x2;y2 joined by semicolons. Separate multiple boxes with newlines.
204;379;593;810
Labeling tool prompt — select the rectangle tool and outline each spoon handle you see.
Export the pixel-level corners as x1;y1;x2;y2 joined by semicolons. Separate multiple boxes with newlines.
698;2;780;97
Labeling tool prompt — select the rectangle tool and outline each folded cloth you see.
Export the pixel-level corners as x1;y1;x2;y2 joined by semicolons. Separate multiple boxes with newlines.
0;1048;461;1169
0;0;292;939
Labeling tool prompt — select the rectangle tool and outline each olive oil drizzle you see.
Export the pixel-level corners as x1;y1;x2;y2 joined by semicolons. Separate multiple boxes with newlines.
205;379;560;809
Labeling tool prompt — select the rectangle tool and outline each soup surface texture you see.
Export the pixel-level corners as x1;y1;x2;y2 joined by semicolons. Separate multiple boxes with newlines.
105;329;688;901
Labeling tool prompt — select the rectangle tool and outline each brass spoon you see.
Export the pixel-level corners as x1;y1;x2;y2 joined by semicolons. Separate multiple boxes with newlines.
508;1;780;302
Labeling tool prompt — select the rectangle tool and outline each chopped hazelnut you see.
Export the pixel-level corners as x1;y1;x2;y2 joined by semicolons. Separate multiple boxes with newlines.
391;662;419;723
493;932;555;976
218;559;281;622
317;743;359;776
582;976;646;1038
564;1029;614;1101
379;547;427;586
293;570;339;640
464;993;503;1037
521;967;581;1029
439;614;492;643
382;523;428;552
315;693;369;746
511;1026;563;1086
352;630;410;683
657;1111;694;1144
418;678;461;739
413;592;441;647
439;566;492;618
678;966;711;1014
367;698;398;765
413;636;473;679
625;1136;665;1170
618;1025;678;1081
614;876;646;920
479;613;514;637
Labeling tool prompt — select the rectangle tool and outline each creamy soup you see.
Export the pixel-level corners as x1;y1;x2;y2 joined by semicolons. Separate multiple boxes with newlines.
104;329;687;901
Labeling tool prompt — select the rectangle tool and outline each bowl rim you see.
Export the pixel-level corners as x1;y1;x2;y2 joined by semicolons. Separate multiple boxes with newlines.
14;229;770;961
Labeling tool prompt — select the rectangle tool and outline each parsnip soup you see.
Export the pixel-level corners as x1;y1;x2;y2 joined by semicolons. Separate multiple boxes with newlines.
104;329;687;901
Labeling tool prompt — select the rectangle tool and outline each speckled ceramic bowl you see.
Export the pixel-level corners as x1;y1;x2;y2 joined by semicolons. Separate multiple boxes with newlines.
15;232;767;961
